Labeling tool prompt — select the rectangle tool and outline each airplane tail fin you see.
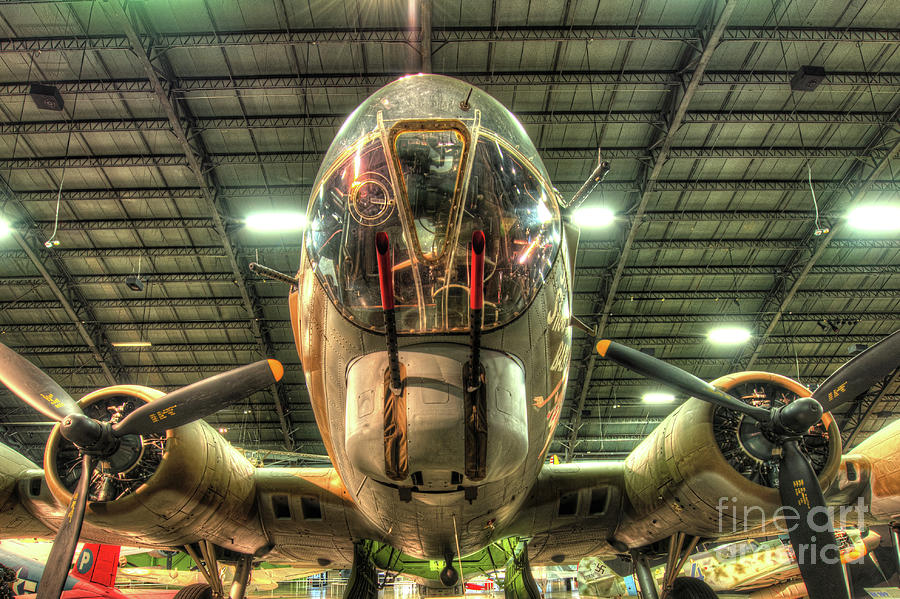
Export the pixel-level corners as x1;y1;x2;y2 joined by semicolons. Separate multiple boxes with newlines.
70;544;121;589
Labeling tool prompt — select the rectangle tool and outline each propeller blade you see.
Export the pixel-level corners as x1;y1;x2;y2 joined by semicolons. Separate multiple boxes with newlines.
596;340;770;421
0;341;82;421
36;453;95;599
813;329;900;412
778;441;850;599
112;359;284;437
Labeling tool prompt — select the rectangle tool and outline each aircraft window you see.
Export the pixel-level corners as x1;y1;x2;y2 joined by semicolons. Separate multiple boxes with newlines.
846;462;858;481
588;487;609;515
271;494;292;520
301;495;323;520
393;129;465;259
454;134;560;328
558;491;579;517
29;477;42;496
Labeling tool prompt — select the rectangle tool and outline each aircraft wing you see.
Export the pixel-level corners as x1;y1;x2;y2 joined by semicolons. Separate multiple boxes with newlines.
502;461;627;565
0;426;379;567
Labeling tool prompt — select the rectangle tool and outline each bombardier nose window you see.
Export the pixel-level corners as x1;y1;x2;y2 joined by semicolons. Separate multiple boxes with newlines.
394;129;465;259
304;75;561;335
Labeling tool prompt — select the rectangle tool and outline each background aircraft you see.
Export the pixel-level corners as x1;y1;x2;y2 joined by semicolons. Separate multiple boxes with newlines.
117;551;322;592
0;74;898;599
1;543;175;599
578;528;880;597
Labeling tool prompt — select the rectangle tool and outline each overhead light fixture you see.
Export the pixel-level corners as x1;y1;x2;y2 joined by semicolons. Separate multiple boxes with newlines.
0;219;9;237
847;204;900;231
789;65;826;92
111;341;152;348
643;392;675;404
125;275;145;292
29;83;65;111
245;212;307;232
571;205;615;227
708;327;751;344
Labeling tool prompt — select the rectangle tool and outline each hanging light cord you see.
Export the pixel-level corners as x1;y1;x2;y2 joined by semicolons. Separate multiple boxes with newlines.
807;163;823;233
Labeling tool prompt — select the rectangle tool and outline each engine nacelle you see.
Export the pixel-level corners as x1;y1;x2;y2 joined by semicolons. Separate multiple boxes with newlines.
28;385;268;554
614;372;841;548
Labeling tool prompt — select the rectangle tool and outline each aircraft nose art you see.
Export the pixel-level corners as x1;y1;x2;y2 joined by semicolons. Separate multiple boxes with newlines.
345;343;527;490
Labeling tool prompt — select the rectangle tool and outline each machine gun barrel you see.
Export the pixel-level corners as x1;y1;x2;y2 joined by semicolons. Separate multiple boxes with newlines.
375;232;403;396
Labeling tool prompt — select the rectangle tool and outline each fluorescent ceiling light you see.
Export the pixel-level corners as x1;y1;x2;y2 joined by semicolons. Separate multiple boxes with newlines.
708;327;751;344
111;341;152;348
847;204;900;231
572;205;615;227
643;392;675;404
245;212;307;232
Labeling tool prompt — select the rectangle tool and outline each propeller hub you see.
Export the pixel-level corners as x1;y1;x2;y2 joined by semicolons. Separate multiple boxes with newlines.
772;397;823;436
59;414;103;448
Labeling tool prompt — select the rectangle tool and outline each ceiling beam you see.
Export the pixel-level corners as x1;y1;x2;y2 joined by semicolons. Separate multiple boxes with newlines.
0;178;125;385
579;264;899;277
99;0;294;449
0;110;890;135
2;146;882;171
10;179;900;204
575;290;900;301
4;293;895;313
0;312;893;335
9;333;886;354
842;367;900;447
27;353;860;377
3;264;896;288
2;237;896;260
0;25;896;52
733;104;900;371
564;0;738;462
20;209;846;230
0;246;301;259
2;70;899;95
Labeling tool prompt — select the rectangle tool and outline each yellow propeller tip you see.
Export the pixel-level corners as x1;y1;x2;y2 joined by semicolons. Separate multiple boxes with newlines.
267;359;284;382
596;340;611;356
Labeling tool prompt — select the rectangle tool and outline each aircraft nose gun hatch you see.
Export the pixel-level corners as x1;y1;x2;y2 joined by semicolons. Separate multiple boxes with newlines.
345;344;527;491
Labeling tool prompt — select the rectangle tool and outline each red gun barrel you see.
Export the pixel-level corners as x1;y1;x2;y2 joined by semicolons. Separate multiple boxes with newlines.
375;231;395;310
470;230;485;311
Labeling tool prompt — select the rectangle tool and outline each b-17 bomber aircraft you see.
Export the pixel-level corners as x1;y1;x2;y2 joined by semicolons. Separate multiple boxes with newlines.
0;74;899;599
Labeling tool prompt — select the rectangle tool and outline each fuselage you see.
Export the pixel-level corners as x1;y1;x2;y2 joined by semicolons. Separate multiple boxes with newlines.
291;74;573;559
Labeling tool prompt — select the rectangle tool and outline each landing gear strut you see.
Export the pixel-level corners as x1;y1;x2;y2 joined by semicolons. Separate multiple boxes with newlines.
629;550;659;599
181;542;254;599
659;533;700;599
504;541;541;599
343;542;379;599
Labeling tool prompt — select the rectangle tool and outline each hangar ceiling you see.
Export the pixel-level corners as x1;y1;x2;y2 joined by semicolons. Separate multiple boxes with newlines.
0;0;897;466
